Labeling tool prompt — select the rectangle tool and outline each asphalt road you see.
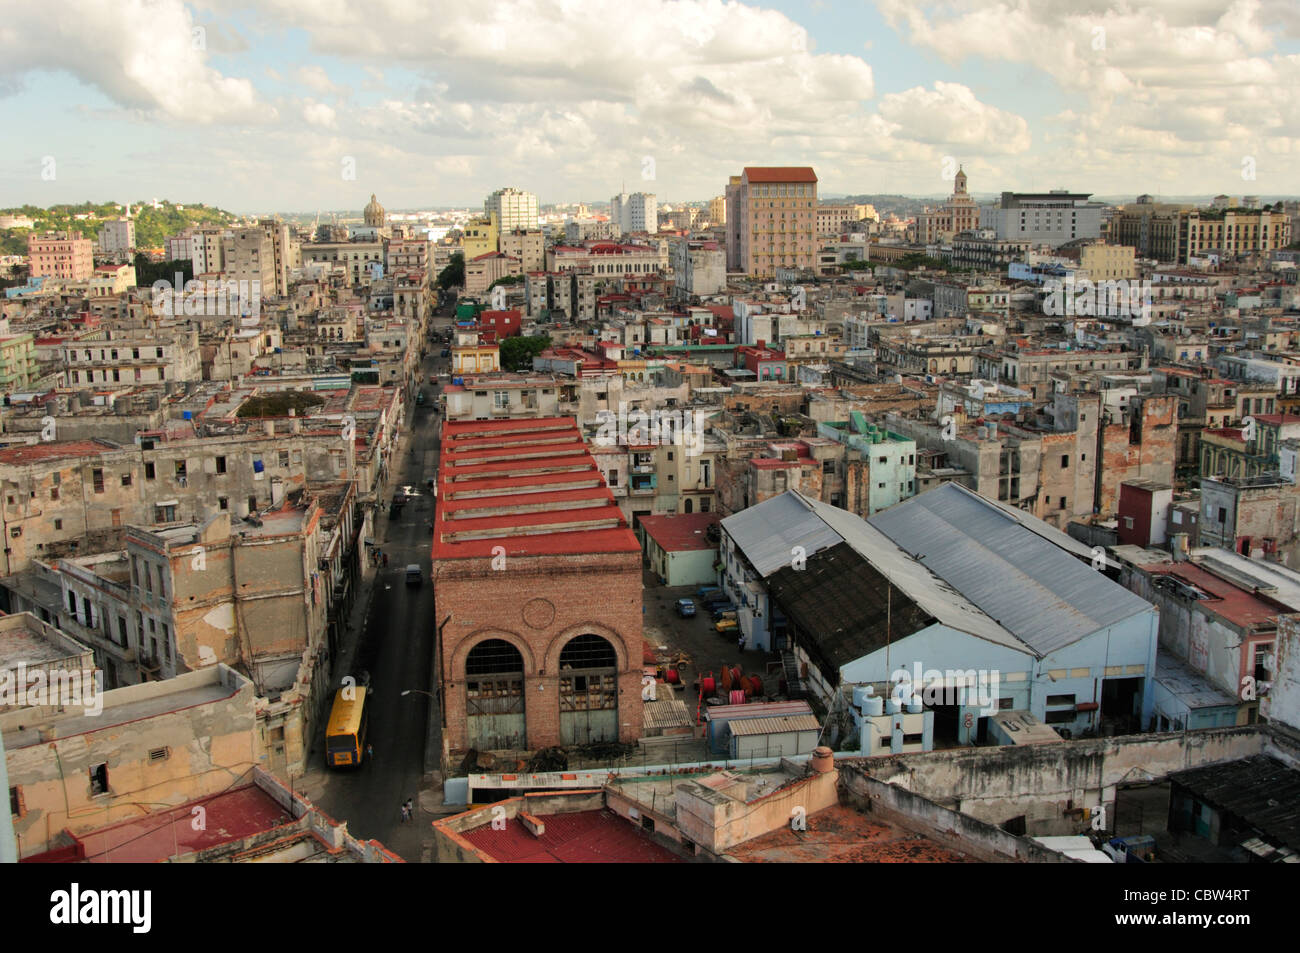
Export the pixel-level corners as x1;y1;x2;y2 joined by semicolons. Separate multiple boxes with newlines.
308;311;453;858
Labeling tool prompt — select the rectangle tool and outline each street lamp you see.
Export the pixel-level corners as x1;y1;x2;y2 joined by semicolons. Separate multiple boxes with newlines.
401;689;436;699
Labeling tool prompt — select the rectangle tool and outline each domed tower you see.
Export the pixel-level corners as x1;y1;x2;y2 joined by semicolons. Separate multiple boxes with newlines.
954;166;968;196
363;193;386;228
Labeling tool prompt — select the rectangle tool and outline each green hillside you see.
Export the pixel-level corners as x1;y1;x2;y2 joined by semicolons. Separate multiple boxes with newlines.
0;200;239;255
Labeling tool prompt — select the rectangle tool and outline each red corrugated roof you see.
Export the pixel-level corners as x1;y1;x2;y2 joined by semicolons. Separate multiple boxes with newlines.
743;167;818;183
433;416;638;561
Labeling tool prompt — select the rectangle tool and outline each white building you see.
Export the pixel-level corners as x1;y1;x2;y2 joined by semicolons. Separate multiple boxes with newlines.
610;192;658;236
484;187;539;232
96;218;135;256
980;191;1104;248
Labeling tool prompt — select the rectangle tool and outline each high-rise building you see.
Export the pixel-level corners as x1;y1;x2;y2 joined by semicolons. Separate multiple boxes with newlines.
725;167;818;276
27;231;94;280
221;227;275;297
609;192;658;235
484;188;539;232
96;218;136;256
980;189;1104;247
190;226;228;275
258;218;300;297
707;195;726;226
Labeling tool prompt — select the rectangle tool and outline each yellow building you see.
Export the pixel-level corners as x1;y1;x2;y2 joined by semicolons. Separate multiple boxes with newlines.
1080;243;1137;280
462;213;499;261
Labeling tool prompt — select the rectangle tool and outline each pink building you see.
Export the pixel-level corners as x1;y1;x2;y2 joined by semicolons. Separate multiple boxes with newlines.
725;167;818;276
28;231;94;280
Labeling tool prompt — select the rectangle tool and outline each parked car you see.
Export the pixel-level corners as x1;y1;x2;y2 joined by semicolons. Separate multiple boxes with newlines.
710;602;737;618
715;618;738;633
675;598;697;618
440;348;450;357
696;585;721;598
405;564;422;586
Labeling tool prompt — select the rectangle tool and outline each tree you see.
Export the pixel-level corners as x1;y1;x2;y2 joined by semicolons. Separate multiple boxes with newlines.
134;254;192;287
499;335;552;372
437;252;464;290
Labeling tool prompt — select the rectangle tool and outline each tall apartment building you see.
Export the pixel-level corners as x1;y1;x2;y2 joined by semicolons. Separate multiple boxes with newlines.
707;195;726;226
980;190;1104;247
96;218;136;257
258;218;300;296
499;228;545;272
668;238;725;299
221;227;276;296
726;166;819;277
610;192;658;235
27;231;94;280
484;187;539;231
190;226;228;275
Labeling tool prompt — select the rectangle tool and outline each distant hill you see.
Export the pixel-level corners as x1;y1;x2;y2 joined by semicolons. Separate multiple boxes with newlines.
0;201;239;255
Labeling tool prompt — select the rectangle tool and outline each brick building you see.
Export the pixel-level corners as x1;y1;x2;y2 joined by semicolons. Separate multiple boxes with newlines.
431;417;643;759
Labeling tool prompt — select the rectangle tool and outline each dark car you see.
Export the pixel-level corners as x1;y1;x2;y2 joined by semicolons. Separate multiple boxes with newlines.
675;598;697;618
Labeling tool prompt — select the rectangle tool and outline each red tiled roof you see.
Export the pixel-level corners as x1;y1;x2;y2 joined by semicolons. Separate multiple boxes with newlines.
459;809;683;863
743;167;818;183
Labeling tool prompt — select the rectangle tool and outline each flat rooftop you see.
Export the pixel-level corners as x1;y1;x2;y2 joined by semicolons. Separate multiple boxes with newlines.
638;512;721;553
458;808;683;863
71;785;290;863
727;805;974;863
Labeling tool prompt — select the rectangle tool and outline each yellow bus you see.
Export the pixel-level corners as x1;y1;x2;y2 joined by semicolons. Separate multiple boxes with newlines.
325;685;370;768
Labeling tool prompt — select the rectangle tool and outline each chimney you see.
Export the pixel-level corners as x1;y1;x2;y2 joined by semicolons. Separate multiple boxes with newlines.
519;812;546;837
1170;532;1189;562
810;746;834;774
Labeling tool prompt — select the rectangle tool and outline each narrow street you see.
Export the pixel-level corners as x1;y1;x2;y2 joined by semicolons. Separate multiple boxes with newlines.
299;302;454;861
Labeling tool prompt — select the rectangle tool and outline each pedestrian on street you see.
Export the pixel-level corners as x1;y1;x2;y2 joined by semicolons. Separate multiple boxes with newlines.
400;803;409;823
404;797;414;821
383;552;389;568
366;742;374;762
737;632;745;652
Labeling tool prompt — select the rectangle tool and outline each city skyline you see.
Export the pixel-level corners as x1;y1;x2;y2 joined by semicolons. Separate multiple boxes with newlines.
2;1;1298;213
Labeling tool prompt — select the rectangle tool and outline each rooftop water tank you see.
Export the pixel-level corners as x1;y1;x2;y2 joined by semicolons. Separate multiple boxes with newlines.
906;695;923;714
886;697;901;715
852;685;871;710
867;695;884;716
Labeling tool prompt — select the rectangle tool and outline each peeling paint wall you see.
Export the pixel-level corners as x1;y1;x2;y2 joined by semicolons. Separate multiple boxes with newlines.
2;664;258;858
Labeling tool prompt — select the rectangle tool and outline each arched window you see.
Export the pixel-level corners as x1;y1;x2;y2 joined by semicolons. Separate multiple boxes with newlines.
463;639;525;751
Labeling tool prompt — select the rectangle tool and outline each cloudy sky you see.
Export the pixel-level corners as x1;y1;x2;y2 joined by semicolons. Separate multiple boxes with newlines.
3;0;1298;213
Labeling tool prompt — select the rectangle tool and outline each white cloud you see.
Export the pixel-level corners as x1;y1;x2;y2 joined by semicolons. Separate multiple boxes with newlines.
0;0;267;123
